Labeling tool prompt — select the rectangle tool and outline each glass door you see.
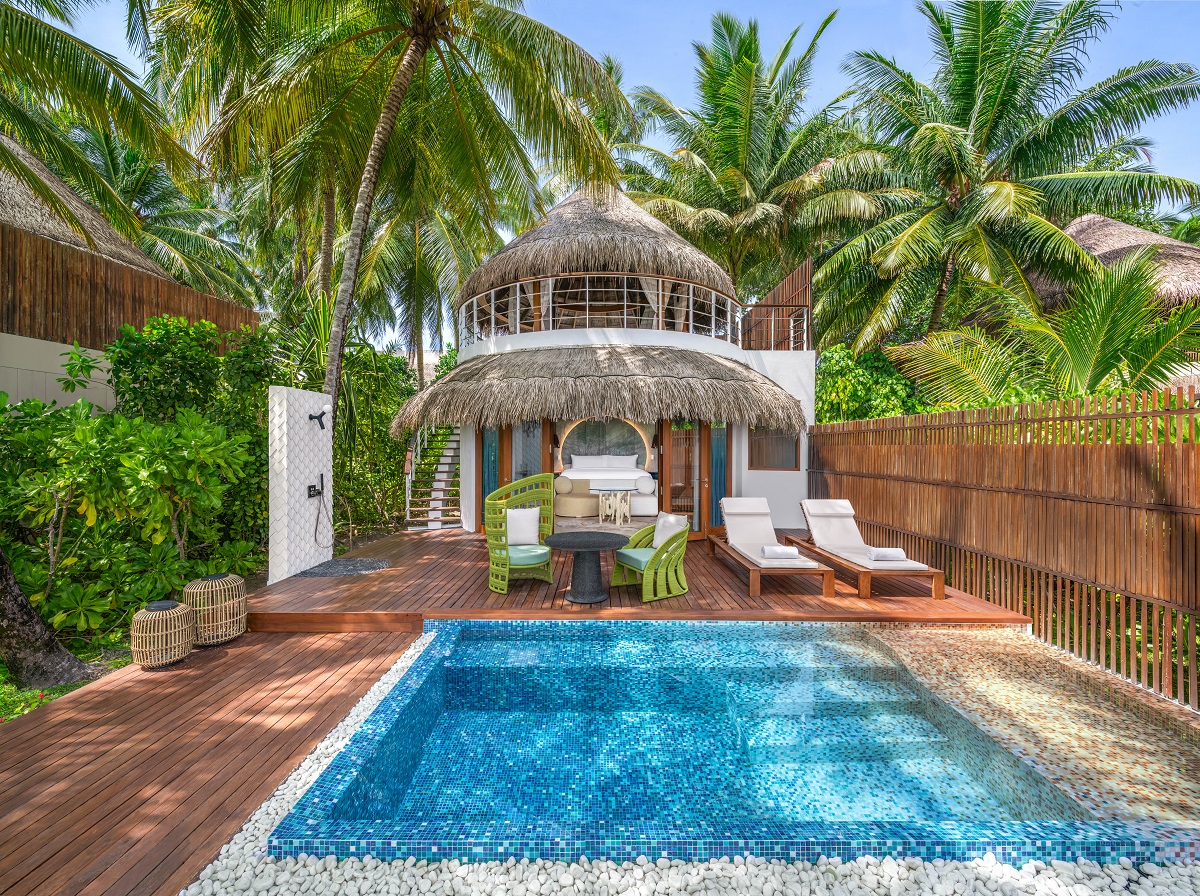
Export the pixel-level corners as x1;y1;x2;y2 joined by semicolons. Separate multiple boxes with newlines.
659;421;728;539
708;422;728;535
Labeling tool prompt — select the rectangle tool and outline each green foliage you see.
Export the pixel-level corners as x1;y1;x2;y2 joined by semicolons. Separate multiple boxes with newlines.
106;316;223;421
888;248;1200;408
1;643;130;723
434;347;458;380
815;346;929;422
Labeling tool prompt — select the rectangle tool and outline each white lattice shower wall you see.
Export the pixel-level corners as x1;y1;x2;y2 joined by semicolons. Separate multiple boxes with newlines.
268;385;334;583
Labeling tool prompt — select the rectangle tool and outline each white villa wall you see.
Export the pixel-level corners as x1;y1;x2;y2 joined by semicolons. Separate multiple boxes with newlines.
268;386;334;583
459;425;479;533
461;328;751;363
0;331;114;409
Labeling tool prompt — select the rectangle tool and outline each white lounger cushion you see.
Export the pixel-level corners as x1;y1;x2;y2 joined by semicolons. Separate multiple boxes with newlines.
722;497;818;569
801;499;928;570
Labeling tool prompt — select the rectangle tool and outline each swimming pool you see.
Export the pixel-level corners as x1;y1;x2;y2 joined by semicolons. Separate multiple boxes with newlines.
269;621;1197;864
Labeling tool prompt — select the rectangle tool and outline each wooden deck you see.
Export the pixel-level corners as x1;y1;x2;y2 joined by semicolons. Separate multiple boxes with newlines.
0;631;414;896
248;528;1030;629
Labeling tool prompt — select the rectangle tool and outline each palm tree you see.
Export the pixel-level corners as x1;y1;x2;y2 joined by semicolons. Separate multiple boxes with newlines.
58;122;254;304
816;0;1200;352
888;248;1200;407
211;0;628;414
624;12;889;299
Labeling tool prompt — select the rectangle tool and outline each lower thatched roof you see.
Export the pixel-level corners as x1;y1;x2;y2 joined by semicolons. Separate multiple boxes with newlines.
391;345;806;434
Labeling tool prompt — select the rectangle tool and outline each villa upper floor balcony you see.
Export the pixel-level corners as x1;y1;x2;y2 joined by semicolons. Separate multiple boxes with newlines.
457;266;812;353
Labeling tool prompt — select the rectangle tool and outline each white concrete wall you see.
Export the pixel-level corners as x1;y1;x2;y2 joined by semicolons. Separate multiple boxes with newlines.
268;386;334;583
0;332;114;409
459;425;479;533
462;328;751;364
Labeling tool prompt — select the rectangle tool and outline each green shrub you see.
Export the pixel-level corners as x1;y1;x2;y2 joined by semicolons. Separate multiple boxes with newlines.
815;345;930;423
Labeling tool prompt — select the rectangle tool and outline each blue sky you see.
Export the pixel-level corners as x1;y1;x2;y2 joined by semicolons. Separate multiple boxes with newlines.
75;0;1200;189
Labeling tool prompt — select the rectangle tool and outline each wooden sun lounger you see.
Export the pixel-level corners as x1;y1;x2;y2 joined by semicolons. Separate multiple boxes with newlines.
706;534;835;599
783;535;945;600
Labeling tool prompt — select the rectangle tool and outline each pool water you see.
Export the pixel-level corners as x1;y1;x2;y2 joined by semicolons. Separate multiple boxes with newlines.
274;621;1200;863
333;626;1080;827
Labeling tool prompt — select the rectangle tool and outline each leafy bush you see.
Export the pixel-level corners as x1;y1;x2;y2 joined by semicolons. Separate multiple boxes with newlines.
815;345;929;423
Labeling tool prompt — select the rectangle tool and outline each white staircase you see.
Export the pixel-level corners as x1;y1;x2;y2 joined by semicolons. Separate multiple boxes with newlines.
405;426;462;529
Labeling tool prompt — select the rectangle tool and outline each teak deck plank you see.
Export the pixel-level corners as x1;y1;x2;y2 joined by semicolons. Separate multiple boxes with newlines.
247;528;1029;626
0;632;414;896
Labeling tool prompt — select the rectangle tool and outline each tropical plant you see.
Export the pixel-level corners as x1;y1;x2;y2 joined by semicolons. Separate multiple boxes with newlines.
1171;215;1200;246
814;345;929;422
815;0;1200;352
625;12;888;299
888;248;1200;408
56;121;253;303
0;0;184;238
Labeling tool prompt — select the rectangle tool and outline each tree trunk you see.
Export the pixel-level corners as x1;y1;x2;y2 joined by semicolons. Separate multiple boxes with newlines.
293;204;309;291
416;336;426;391
319;177;336;299
0;546;91;690
927;257;956;335
324;35;433;420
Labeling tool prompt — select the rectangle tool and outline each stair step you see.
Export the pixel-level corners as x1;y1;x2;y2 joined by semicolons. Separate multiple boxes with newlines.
737;714;947;763
727;677;924;719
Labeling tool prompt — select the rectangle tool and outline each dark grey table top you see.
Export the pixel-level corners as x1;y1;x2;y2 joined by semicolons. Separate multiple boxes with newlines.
544;531;630;551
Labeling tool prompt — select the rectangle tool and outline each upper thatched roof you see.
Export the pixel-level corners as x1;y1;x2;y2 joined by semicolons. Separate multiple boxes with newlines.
1039;214;1200;307
0;134;169;278
392;345;806;434
456;188;735;308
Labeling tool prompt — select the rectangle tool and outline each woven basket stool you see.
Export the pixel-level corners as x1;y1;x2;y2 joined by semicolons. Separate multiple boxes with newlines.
181;573;247;646
130;600;195;668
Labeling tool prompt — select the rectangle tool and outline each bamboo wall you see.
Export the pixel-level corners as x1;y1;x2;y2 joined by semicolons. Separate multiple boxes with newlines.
809;389;1199;709
0;222;257;351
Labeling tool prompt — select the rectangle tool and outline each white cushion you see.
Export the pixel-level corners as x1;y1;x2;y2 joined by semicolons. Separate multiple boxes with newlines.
721;497;779;547
608;455;639;468
571;455;606;468
762;544;800;559
731;543;818;570
635;476;656;495
553;477;572;495
823;543;928;571
866;546;907;562
653;512;689;548
801;499;867;550
507;507;541;545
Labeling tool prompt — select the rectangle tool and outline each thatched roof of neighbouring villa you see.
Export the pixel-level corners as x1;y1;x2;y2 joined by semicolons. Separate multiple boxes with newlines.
1039;214;1200;307
456;189;736;307
391;345;807;434
0;134;169;278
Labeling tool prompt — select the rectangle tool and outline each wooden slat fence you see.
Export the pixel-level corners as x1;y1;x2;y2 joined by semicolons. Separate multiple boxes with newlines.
809;388;1200;710
0;222;257;351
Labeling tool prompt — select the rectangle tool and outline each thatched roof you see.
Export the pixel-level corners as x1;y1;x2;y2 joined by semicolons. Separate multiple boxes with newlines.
457;188;735;308
1039;214;1200;307
0;134;169;278
392;345;806;434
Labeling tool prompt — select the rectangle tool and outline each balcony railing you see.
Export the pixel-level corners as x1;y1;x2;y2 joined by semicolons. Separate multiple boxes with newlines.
458;273;809;351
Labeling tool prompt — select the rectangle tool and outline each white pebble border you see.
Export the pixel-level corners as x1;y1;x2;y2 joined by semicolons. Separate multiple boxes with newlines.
182;632;1200;896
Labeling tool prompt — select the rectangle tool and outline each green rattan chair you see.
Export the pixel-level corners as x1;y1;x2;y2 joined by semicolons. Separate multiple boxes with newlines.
485;474;555;594
610;524;689;602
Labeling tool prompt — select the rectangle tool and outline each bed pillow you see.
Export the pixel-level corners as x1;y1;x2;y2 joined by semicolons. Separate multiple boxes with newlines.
507;507;541;545
607;455;640;468
571;455;606;469
653;512;689;548
635;476;656;495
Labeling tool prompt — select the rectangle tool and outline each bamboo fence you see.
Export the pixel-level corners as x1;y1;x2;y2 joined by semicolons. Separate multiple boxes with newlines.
0;222;257;351
809;387;1200;709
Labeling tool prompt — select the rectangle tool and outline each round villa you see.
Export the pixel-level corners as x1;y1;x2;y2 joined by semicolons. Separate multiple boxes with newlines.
394;188;817;536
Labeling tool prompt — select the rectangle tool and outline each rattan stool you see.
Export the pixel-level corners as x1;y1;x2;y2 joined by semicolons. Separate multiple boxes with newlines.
181;573;247;646
130;600;195;668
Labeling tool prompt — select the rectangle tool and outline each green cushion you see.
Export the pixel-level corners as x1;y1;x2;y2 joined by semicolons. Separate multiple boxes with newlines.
508;544;550;567
615;547;656;572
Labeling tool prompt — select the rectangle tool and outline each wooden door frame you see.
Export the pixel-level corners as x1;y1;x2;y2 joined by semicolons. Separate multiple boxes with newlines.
658;420;729;541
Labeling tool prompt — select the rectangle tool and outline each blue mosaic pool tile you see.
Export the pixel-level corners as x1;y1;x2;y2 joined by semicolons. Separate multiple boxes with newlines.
268;620;1200;865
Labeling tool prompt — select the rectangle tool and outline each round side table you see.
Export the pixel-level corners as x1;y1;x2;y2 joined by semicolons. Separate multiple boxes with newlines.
544;530;630;604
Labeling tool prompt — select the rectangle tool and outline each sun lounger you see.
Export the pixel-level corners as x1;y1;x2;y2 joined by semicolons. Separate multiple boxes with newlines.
788;499;945;600
706;497;834;598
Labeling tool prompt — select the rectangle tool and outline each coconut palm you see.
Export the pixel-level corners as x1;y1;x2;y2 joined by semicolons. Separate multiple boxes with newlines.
57;122;254;303
624;12;891;299
888;247;1200;407
0;0;185;238
210;0;628;413
816;0;1200;352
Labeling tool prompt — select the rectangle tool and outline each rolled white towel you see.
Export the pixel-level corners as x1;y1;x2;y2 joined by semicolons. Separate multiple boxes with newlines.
761;544;801;559
866;545;907;562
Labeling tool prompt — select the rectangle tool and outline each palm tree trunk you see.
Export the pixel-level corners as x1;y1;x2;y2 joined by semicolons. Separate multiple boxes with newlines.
416;336;426;391
324;35;433;416
319;177;336;298
927;257;956;334
0;546;91;689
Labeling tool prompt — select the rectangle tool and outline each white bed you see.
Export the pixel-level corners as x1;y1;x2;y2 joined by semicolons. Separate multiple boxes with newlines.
558;454;658;515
